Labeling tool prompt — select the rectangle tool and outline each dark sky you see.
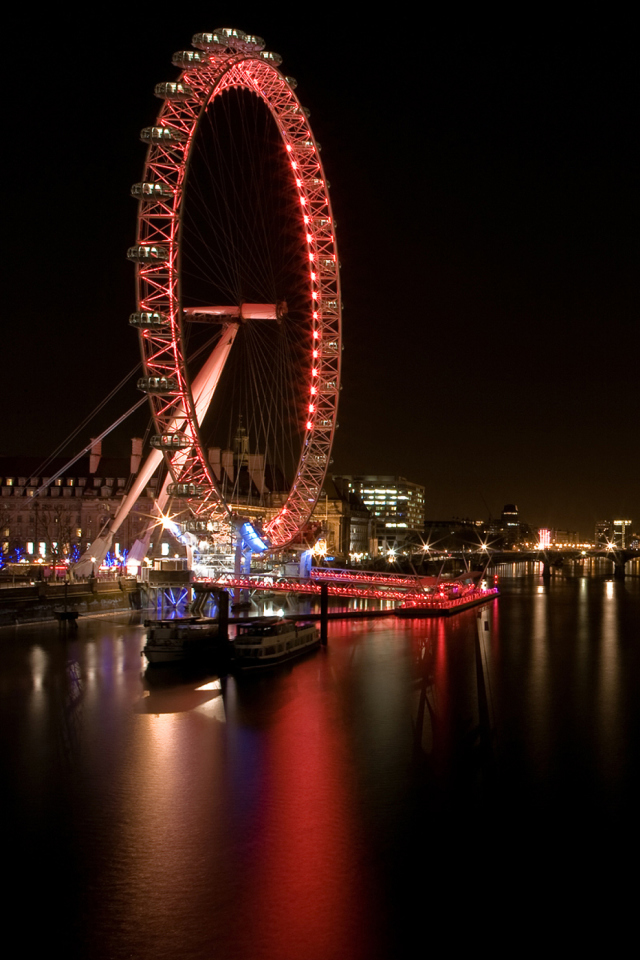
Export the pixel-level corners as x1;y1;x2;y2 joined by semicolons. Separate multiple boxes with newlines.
4;8;637;537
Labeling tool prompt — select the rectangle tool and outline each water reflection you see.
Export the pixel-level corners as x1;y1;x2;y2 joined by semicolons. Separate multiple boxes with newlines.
3;577;640;957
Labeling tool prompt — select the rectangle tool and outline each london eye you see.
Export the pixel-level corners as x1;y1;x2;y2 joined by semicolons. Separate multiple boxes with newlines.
125;27;341;567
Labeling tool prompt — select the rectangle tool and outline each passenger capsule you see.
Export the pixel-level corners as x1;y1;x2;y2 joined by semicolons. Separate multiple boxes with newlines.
259;50;283;65
130;182;176;200
140;126;187;146
242;34;265;51
150;434;193;450
127;244;170;262
172;50;207;69
166;482;206;498
285;76;298;89
154;81;194;100
129;312;170;330
214;26;246;41
192;32;227;51
137;377;179;394
180;519;210;534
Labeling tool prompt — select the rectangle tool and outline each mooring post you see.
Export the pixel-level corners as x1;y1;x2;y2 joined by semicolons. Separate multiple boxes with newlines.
217;589;229;642
320;582;328;645
475;609;496;784
614;559;626;581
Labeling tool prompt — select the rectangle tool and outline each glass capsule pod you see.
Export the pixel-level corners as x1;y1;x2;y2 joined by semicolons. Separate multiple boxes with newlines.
131;182;176;200
154;81;194;100
259;50;283;65
172;50;208;69
242;35;265;51
166;483;206;498
180;519;210;533
127;244;170;262
137;376;179;394
285;76;298;88
150;434;192;450
140;126;187;145
191;32;227;51
129;312;170;330
214;27;246;41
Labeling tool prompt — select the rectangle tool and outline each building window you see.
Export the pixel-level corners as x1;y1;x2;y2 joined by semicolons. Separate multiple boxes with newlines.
161;542;170;556
27;542;34;555
39;542;46;558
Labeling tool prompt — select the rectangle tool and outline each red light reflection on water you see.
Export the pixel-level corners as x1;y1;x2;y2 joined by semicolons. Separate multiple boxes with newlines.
235;642;382;959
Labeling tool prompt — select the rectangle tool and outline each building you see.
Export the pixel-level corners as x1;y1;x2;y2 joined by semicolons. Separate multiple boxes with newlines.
485;504;534;548
308;478;375;561
595;519;633;549
332;476;425;553
0;440;177;568
423;518;485;552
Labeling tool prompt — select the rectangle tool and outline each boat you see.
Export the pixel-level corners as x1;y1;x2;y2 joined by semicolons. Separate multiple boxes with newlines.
142;617;220;664
233;616;320;670
396;573;500;618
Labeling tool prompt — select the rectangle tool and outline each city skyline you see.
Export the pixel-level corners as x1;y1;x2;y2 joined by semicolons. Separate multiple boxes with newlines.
4;12;637;538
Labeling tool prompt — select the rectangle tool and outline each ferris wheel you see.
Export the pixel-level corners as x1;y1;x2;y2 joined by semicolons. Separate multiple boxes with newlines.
127;28;341;552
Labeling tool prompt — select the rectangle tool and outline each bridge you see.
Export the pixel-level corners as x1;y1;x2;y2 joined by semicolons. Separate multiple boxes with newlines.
190;563;492;614
480;547;640;580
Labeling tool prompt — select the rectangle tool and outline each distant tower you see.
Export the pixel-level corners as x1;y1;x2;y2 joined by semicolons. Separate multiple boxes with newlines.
501;503;520;546
233;416;250;467
538;528;551;550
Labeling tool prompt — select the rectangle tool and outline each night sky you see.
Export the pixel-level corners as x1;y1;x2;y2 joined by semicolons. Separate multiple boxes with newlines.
4;9;637;538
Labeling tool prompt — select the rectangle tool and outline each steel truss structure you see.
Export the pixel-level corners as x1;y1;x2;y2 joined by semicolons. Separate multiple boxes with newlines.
128;28;341;549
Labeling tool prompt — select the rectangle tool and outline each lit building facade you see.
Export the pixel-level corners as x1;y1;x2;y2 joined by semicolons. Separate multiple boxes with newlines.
308;479;375;560
595;519;633;549
0;441;178;568
332;475;425;552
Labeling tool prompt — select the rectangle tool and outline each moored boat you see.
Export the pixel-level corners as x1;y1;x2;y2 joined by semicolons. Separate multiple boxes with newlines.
142;618;220;664
397;581;499;618
233;616;320;670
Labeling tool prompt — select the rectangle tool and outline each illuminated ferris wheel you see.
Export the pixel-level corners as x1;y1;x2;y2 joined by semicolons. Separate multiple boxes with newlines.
127;27;341;551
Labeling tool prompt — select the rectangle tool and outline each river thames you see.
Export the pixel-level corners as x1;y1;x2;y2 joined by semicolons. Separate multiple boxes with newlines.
4;562;639;957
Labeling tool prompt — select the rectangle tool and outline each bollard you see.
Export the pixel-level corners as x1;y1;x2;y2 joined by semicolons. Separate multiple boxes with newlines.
217;589;229;642
320;582;328;645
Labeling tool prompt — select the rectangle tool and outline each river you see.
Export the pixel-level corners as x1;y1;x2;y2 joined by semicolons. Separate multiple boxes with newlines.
4;564;639;957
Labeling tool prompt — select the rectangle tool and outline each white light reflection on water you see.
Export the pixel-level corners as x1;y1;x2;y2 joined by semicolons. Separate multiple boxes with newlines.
29;644;47;694
596;580;622;784
6;578;640;958
528;581;550;777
